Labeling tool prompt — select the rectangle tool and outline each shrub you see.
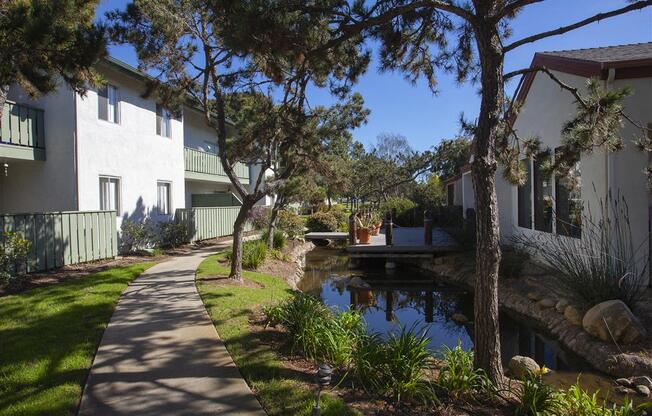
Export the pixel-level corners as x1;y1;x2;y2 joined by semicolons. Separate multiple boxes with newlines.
306;211;339;232
380;197;417;226
352;325;437;405
158;221;188;248
120;219;155;253
326;206;350;230
261;230;286;249
500;248;529;279
515;373;560;416
0;232;31;286
225;239;268;269
276;209;304;238
512;196;647;309
247;206;271;230
436;343;490;400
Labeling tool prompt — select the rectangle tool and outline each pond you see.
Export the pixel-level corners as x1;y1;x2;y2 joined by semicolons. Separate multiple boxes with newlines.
299;247;624;401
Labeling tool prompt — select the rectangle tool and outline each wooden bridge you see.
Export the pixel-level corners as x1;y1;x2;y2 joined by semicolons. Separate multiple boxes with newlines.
304;213;459;264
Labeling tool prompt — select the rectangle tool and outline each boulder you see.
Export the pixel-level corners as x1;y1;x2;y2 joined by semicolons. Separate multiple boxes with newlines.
555;299;569;314
582;300;647;344
615;386;635;395
635;385;650;397
451;313;469;325
537;298;556;309
632;376;652;389
564;305;583;326
615;378;633;388
347;276;371;289
508;356;540;379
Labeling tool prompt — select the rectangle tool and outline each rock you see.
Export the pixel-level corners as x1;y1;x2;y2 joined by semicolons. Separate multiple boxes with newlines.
632;376;652;389
508;356;540;378
527;292;542;301
615;386;635;395
555;299;569;313
564;305;583;326
582;300;647;344
537;298;556;308
347;276;370;289
635;385;650;397
451;313;469;325
616;378;633;388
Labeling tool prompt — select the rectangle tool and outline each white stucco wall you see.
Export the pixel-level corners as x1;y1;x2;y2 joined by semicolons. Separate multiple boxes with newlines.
75;64;185;227
500;70;650;282
1;86;77;213
461;172;475;217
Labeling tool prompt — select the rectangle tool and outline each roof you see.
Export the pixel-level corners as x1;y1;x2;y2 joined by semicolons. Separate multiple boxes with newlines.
512;42;652;121
539;42;652;64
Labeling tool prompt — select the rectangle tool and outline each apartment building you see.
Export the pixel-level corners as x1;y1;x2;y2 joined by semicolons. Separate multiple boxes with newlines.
0;56;262;227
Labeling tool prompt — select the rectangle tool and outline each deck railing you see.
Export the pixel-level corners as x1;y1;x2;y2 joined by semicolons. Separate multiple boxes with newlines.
184;147;249;182
1;100;45;149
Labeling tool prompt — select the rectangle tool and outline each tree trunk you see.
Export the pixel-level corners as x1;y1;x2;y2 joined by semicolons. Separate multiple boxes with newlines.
0;85;9;119
230;201;253;281
471;22;505;385
267;205;280;250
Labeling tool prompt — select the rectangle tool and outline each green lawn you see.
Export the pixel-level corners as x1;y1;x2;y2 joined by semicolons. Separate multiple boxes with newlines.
0;262;154;416
196;254;358;416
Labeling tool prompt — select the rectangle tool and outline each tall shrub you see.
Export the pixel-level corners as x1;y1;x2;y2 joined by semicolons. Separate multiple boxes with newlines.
306;211;339;232
0;232;31;286
380;197;417;226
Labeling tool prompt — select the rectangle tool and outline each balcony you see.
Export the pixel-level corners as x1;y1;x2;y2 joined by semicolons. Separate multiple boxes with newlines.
0;101;45;161
184;147;249;184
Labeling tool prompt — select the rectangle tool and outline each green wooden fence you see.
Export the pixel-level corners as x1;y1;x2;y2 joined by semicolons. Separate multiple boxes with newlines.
175;207;252;242
1;100;45;149
0;211;118;272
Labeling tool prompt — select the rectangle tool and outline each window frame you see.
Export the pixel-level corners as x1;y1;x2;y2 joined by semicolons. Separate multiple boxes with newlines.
157;181;172;215
156;104;172;138
98;84;120;124
99;175;121;215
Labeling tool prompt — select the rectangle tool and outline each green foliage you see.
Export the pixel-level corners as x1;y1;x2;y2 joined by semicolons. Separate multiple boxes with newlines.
515;374;560;416
248;206;272;230
0;0;106;100
0;232;32;286
513;196;647;309
325;205;350;231
120;219;155;253
500;248;529;279
380;196;417;226
157;221;188;248
352;326;437;405
261;230;286;250
276;209;304;238
226;240;268;270
432;137;472;181
436;344;489;400
306;211;339;232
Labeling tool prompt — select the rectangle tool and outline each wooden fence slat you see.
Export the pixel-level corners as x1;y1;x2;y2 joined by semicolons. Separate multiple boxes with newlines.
174;206;246;243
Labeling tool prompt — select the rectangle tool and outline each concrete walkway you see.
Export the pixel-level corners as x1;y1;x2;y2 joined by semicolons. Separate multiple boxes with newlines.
78;247;266;416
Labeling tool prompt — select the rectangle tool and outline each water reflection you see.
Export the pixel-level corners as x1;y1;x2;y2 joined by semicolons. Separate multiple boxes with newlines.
299;247;588;371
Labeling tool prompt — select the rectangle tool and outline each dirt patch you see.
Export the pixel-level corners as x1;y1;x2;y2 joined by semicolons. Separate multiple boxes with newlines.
202;275;264;289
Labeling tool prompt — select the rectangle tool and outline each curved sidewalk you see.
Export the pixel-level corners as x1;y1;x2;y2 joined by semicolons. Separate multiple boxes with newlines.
78;247;265;416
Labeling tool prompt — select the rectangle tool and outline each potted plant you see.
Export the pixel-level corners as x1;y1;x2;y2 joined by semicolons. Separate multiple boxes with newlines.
355;214;374;244
370;212;382;236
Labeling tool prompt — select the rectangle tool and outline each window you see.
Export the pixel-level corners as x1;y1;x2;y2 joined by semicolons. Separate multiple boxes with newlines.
99;176;120;214
98;84;120;123
533;151;553;233
156;104;171;137
517;158;532;228
157;181;171;215
555;148;582;238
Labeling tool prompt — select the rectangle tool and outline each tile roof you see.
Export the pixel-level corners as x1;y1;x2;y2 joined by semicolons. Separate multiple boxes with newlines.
539;42;652;64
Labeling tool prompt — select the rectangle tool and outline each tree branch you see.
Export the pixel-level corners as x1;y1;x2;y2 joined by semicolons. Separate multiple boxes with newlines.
497;0;544;19
504;1;652;52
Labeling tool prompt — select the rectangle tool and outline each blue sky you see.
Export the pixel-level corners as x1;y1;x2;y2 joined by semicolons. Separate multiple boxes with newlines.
96;0;652;151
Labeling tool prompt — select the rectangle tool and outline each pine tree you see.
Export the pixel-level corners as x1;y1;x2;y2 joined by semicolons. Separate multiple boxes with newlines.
0;0;106;116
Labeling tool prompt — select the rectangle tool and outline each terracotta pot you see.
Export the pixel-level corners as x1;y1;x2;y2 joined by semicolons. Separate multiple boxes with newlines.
357;228;372;244
371;226;380;236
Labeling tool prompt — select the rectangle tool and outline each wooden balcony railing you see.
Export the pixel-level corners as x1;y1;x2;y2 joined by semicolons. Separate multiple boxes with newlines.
184;147;249;182
1;101;45;149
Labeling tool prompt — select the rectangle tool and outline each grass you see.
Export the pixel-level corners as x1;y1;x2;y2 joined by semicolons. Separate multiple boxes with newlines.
196;253;358;416
0;262;154;416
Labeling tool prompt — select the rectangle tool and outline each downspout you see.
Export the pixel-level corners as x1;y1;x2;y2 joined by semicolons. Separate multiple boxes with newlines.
73;91;80;211
604;68;616;221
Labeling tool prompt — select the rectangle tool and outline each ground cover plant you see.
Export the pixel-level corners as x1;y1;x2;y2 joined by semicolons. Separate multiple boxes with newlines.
0;262;154;416
225;239;268;270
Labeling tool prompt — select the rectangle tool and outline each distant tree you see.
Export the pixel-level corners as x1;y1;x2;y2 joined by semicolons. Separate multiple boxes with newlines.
0;0;106;116
323;0;652;384
111;0;368;280
432;137;472;180
373;132;414;161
